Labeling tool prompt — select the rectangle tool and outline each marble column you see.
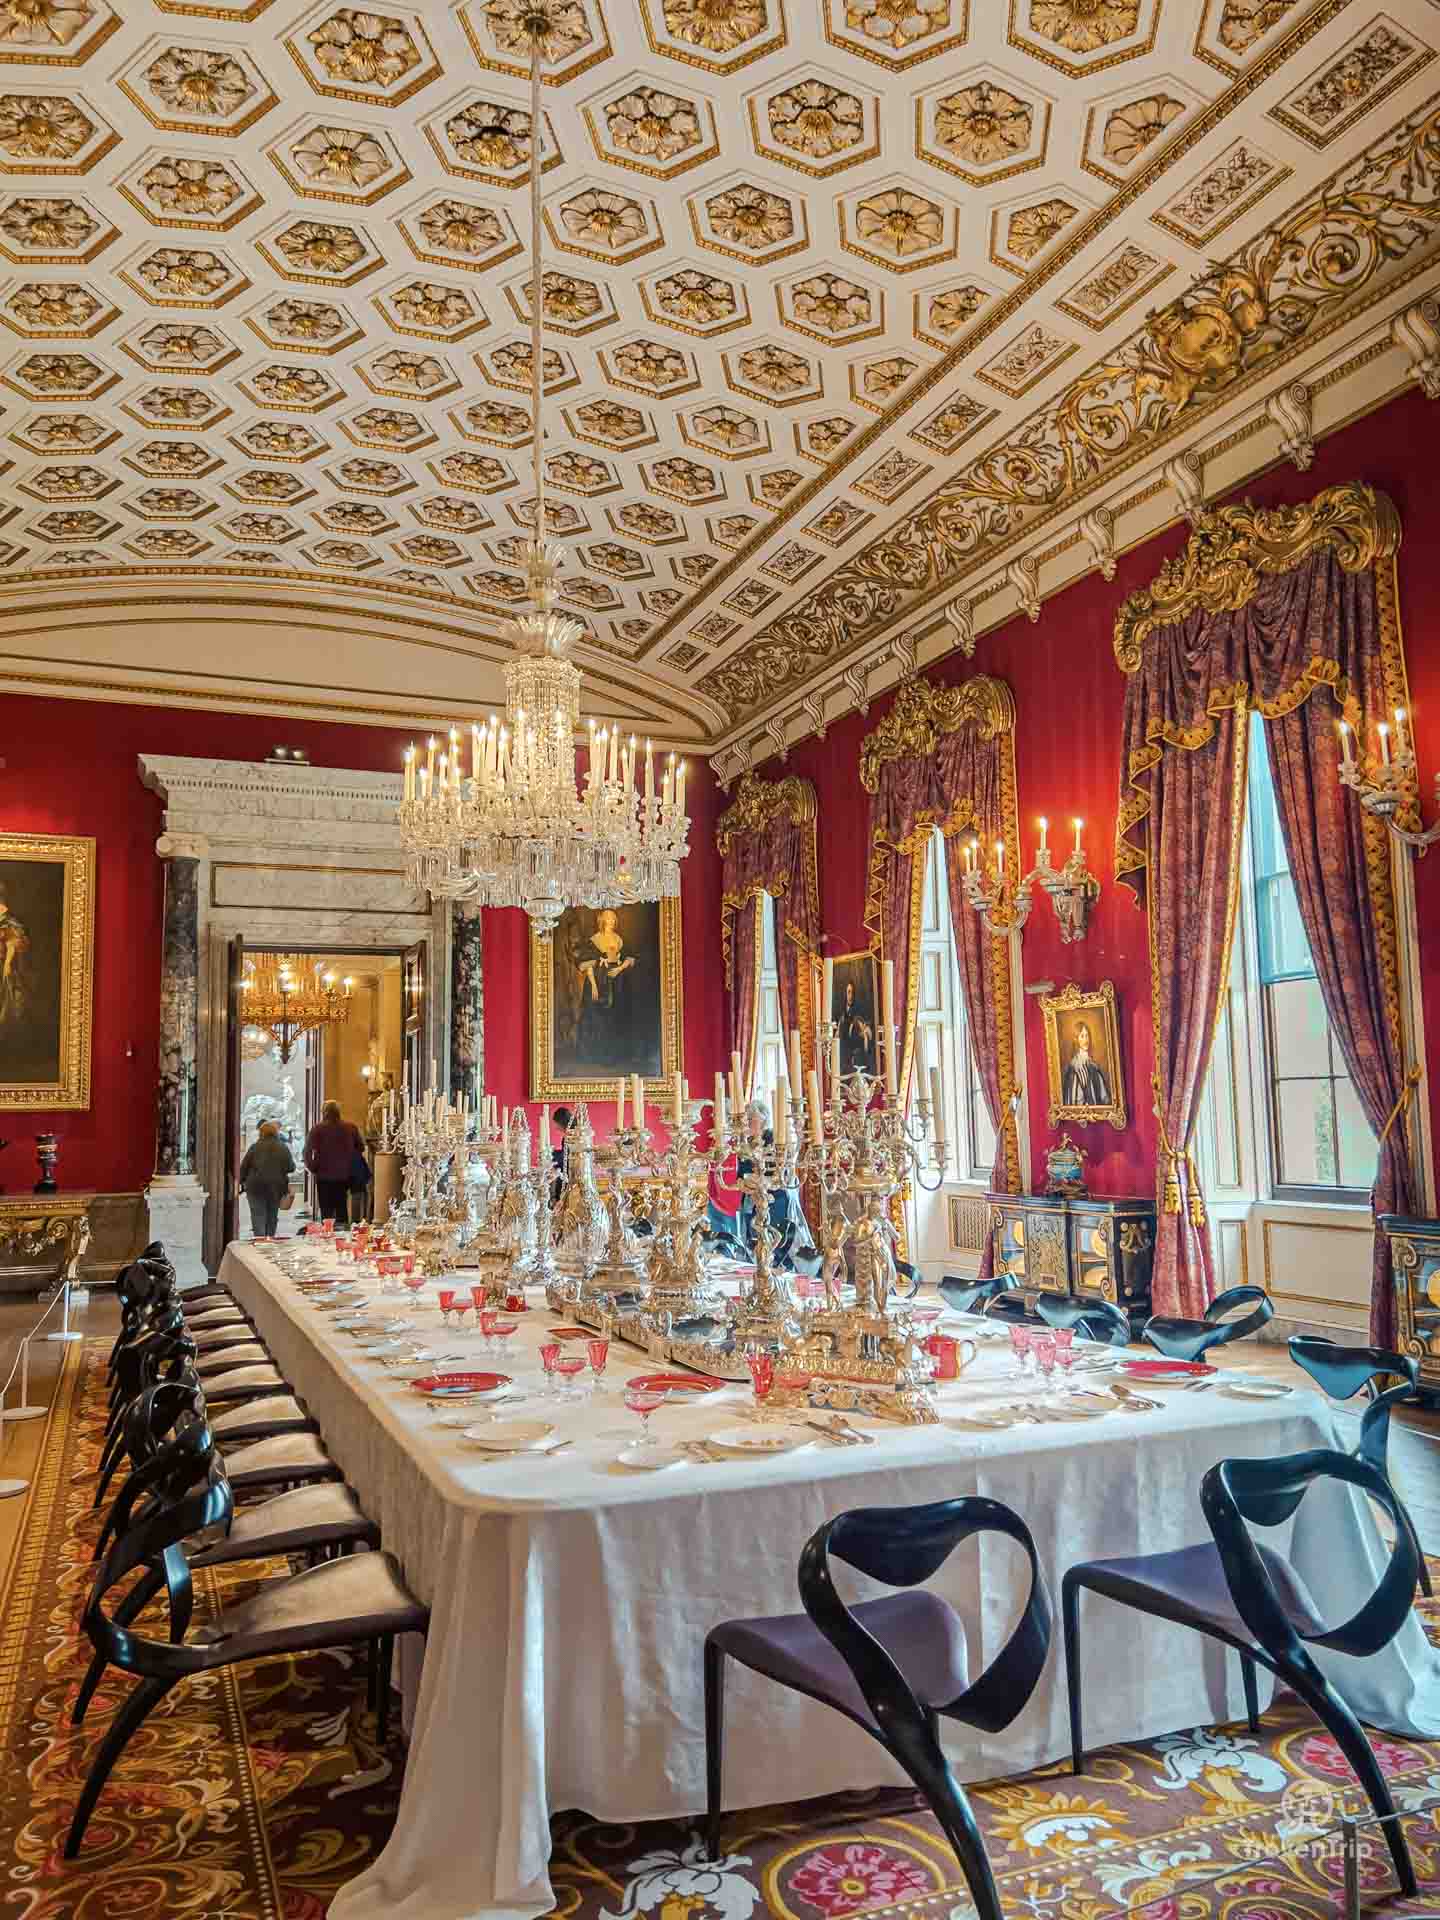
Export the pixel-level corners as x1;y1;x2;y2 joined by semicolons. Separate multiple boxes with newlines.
450;900;484;1104
146;832;209;1287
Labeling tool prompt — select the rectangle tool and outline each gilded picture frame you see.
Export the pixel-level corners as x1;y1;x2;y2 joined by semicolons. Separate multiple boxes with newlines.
530;896;683;1103
829;949;880;1080
0;831;95;1110
1041;980;1126;1131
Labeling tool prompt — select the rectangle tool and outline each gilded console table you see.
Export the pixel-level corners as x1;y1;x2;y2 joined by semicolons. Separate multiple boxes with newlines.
987;1192;1156;1332
0;1196;93;1295
1381;1213;1440;1396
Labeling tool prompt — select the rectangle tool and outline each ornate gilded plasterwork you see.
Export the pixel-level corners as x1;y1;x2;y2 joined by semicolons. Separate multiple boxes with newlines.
699;98;1440;722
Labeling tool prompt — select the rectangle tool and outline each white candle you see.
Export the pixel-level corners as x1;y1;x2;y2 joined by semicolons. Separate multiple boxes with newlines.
830;1034;840;1087
1379;722;1392;766
616;1077;626;1131
730;1050;743;1104
540;1103;550;1145
787;1027;802;1091
672;1071;683;1126
885;1030;898;1100
806;1068;823;1143
822;957;834;1014
1073;817;1084;857
714;1071;727;1132
403;746;415;801
995;838;1004;876
502;1108;510;1149
1338;719;1354;766
1038;815;1048;856
644;738;654;805
881;958;896;1041
774;1083;787;1150
930;1065;943;1127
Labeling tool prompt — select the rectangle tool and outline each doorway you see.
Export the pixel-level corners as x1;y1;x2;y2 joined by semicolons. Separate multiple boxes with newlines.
231;949;408;1239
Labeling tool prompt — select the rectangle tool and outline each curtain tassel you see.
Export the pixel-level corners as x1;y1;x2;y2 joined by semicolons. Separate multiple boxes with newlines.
1379;1066;1422;1147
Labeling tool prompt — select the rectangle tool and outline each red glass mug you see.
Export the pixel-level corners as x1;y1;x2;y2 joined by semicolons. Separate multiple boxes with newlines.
925;1333;977;1381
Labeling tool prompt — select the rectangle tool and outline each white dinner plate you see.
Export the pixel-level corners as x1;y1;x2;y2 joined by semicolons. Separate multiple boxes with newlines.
704;1423;813;1456
949;1405;1022;1430
1049;1392;1112;1419
616;1442;687;1470
1222;1378;1294;1399
332;1315;376;1331
461;1419;557;1452
432;1396;526;1428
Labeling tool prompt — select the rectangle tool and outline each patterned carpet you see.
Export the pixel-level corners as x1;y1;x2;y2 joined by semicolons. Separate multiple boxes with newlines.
4;1342;1440;1918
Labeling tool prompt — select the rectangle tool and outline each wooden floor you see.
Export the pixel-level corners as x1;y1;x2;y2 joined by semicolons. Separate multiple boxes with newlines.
1;1291;1437;1586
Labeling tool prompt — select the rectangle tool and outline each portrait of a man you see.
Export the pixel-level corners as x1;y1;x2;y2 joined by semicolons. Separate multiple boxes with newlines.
1042;980;1126;1130
1061;1019;1112;1108
830;953;879;1078
532;897;681;1097
0;835;94;1108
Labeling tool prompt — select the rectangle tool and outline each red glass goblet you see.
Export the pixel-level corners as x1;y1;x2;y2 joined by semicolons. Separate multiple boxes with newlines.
624;1388;666;1447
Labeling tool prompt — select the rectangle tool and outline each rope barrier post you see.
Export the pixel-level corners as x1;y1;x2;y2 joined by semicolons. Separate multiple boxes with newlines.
46;1279;82;1344
0;1374;28;1500
1;1333;45;1421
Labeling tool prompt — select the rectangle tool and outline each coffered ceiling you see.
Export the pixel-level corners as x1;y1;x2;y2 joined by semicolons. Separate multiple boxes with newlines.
0;0;1437;749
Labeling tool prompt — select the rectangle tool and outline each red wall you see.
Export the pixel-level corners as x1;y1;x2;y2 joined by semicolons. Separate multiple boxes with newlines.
0;693;727;1194
778;385;1440;1203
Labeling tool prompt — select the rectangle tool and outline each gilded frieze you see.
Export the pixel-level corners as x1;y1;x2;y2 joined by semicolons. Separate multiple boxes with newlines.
699;99;1440;722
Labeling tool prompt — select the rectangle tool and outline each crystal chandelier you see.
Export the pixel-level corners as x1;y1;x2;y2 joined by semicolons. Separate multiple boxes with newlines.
241;953;353;1064
397;11;691;939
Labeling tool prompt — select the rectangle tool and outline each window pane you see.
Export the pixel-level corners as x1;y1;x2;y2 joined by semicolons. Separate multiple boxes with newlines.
970;1046;997;1180
1268;977;1332;1077
1276;1078;1337;1187
1255;872;1315;982
1336;1077;1379;1191
760;892;776;967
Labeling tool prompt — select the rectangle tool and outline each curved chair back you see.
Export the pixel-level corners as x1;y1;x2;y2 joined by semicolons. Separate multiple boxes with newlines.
1142;1284;1273;1361
982;1290;1035;1326
1034;1292;1129;1346
938;1275;1018;1317
799;1496;1051;1736
1287;1336;1418;1456
1202;1448;1420;1666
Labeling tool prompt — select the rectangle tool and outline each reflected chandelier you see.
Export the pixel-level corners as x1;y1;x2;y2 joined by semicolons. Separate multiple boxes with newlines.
242;954;353;1065
396;9;691;939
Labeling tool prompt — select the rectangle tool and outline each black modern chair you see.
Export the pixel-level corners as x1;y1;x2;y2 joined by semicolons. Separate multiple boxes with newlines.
1063;1448;1424;1897
705;1497;1051;1920
1141;1284;1273;1362
92;1377;203;1522
1034;1292;1130;1346
982;1289;1038;1327
938;1275;1020;1317
1288;1337;1431;1597
66;1442;427;1857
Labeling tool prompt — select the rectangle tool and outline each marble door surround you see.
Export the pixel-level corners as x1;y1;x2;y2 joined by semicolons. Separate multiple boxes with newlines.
139;755;452;1276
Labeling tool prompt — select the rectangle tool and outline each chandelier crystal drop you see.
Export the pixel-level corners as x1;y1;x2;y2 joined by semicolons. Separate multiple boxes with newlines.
396;12;690;938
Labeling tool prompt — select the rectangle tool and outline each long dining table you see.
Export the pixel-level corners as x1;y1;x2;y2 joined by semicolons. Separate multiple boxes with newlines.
217;1238;1440;1920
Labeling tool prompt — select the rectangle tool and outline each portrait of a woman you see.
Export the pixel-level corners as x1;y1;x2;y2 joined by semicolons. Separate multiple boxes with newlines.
548;901;666;1082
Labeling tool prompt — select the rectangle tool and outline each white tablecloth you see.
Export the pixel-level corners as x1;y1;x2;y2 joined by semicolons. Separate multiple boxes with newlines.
218;1241;1440;1920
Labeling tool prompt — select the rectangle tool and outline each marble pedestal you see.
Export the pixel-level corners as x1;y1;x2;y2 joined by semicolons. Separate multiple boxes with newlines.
145;1175;210;1289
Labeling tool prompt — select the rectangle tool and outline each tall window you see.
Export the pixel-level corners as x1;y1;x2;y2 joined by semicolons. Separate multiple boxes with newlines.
753;894;787;1108
913;828;996;1184
1247;712;1376;1200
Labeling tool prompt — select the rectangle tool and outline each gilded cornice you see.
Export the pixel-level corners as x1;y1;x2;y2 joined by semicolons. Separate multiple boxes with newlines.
859;673;1016;793
1113;483;1401;670
699;99;1440;723
714;769;817;855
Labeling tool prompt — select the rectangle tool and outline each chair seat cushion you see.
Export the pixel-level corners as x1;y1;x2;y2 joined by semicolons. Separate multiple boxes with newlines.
202;1365;289;1404
222;1431;342;1488
710;1590;969;1730
196;1344;270;1375
195;1550;426;1658
193;1327;256;1352
1074;1541;1327;1642
209;1395;316;1441
191;1483;377;1566
184;1310;250;1332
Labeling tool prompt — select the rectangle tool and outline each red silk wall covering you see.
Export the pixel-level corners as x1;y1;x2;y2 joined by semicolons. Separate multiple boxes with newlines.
783;384;1440;1205
0;694;726;1194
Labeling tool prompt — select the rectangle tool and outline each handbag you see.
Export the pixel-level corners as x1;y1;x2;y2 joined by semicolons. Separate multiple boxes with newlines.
348;1148;371;1192
279;1186;296;1212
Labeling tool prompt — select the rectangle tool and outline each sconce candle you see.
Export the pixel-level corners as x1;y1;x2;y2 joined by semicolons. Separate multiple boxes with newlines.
1378;722;1392;766
1073;817;1084;857
1337;719;1355;766
1038;815;1048;858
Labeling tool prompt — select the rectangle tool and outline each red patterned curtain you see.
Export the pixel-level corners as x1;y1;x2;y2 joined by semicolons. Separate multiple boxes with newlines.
1116;484;1416;1330
861;675;1024;1250
717;772;821;1098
